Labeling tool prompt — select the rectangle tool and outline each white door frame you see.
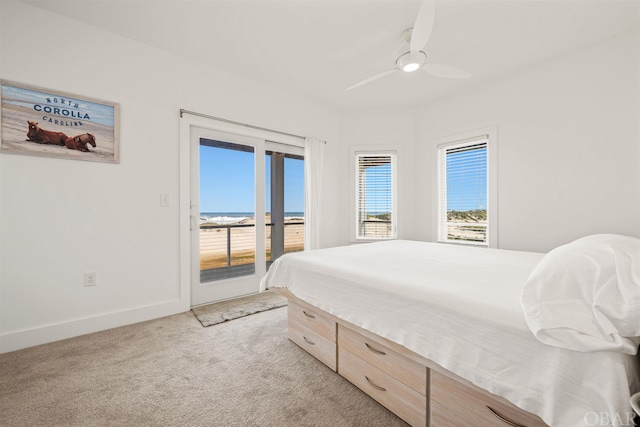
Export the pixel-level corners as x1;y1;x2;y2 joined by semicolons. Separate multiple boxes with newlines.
179;112;303;307
190;127;266;306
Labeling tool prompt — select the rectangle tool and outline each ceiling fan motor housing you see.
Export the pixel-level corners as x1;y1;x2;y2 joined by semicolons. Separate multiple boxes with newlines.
396;50;427;72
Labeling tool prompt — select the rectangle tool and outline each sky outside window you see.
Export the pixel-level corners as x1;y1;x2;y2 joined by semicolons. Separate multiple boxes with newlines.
446;147;487;212
199;145;304;214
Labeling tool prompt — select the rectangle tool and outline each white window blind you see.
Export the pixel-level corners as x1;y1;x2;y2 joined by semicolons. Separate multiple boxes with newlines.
437;137;488;245
355;153;396;240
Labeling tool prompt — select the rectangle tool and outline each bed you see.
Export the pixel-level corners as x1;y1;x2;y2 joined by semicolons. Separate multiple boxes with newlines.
261;235;640;427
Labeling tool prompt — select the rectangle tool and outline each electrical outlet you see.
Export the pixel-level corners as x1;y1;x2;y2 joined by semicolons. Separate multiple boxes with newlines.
84;272;97;287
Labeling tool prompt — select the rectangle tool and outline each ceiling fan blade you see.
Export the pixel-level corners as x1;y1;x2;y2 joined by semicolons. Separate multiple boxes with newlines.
423;63;472;79
345;69;398;91
410;0;435;53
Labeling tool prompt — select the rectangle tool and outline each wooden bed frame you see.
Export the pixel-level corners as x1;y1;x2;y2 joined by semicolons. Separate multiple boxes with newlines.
279;289;549;427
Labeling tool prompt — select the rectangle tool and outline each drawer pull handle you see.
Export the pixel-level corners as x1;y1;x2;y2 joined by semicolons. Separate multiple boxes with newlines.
486;406;527;427
302;310;316;319
302;336;315;346
365;376;387;392
365;342;386;356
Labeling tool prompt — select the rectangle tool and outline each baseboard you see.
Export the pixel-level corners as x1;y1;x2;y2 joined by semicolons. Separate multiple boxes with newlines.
0;298;189;354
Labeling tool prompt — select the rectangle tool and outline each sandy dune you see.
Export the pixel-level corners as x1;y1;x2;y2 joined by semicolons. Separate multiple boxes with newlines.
199;218;304;270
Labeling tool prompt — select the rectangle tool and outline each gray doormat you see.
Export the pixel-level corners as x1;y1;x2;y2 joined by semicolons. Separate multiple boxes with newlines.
191;290;288;327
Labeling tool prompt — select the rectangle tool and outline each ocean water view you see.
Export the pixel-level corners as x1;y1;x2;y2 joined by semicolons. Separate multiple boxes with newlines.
200;212;304;225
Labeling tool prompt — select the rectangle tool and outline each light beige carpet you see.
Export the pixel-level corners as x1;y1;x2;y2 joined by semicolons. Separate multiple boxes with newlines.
191;290;288;327
0;306;408;427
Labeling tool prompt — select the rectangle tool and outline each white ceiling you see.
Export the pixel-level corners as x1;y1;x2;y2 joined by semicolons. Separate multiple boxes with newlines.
20;0;640;109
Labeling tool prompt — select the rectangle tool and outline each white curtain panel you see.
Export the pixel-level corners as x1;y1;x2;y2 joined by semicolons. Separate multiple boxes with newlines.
304;137;325;250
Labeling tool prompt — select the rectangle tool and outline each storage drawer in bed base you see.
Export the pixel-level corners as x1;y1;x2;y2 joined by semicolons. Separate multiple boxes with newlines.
339;346;427;427
283;292;548;427
287;300;337;371
288;319;337;371
430;370;547;427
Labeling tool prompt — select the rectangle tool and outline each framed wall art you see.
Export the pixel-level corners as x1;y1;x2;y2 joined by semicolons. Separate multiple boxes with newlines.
0;80;120;163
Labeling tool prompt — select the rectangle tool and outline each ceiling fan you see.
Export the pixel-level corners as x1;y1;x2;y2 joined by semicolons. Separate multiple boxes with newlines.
345;0;471;91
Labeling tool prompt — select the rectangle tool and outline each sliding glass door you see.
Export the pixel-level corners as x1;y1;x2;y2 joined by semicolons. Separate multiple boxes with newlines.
199;140;256;282
190;127;304;306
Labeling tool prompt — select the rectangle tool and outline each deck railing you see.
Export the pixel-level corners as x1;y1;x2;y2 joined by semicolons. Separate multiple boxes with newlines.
446;222;487;243
199;221;304;272
359;219;392;238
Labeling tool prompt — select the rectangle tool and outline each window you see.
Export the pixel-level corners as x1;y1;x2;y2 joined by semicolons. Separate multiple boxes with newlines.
354;152;397;240
436;131;495;246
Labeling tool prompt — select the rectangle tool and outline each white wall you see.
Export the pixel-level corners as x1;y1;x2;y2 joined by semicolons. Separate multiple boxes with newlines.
0;0;339;352
415;30;640;253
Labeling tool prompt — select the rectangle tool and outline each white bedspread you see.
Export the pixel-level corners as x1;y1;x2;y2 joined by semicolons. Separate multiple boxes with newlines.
261;240;640;427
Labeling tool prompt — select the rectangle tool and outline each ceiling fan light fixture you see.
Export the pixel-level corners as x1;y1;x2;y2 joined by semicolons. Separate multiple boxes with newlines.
396;51;426;73
403;62;421;73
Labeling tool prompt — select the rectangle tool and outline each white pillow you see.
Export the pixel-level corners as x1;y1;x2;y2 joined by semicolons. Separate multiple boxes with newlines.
521;234;640;354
